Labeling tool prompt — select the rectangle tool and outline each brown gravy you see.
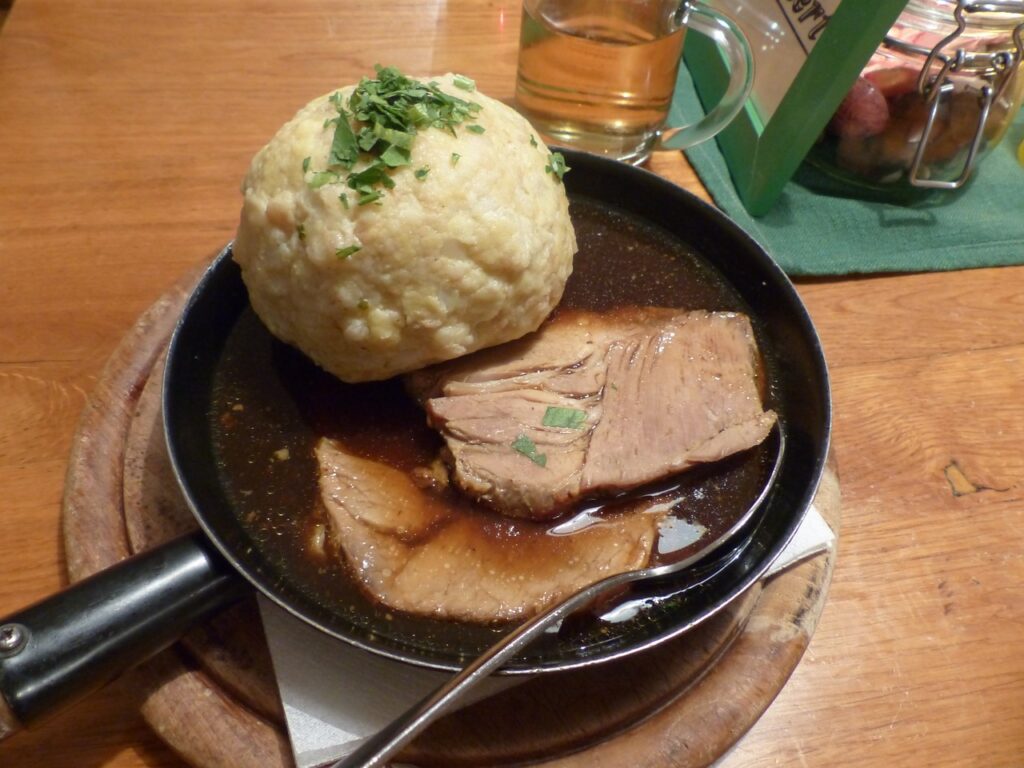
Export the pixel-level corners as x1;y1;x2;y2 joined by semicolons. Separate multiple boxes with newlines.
209;196;776;633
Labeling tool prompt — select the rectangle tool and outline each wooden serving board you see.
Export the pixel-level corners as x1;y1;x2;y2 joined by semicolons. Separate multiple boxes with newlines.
61;260;840;768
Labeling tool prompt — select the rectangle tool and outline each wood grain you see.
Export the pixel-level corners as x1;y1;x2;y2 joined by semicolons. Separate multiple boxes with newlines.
1;0;1023;766
0;694;19;740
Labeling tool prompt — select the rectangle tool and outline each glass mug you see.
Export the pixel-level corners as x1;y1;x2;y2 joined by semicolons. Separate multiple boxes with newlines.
515;0;753;164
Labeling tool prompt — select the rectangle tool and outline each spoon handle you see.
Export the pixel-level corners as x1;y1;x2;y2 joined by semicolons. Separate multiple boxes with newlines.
331;427;784;768
329;575;620;768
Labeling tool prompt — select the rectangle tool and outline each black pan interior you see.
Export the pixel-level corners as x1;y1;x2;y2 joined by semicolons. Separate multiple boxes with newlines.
163;149;831;674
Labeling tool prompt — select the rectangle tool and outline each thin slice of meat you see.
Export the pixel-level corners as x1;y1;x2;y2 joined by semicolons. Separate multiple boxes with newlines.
315;438;661;623
407;308;776;520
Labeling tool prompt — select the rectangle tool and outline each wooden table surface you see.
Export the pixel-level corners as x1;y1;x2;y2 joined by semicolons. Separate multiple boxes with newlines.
1;1;1022;766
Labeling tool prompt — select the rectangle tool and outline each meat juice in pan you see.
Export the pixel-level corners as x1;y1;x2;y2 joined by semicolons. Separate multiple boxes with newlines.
208;196;778;652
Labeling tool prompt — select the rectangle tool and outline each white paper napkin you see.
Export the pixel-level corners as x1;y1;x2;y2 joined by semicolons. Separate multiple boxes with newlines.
259;504;835;768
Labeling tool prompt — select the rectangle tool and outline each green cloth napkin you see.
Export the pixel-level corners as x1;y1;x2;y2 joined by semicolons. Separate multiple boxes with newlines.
670;67;1024;276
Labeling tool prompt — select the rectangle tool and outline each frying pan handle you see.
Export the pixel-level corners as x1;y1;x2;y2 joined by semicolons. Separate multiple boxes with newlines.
0;531;245;738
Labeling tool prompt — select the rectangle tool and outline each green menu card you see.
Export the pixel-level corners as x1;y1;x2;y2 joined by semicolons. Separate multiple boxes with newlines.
685;0;909;215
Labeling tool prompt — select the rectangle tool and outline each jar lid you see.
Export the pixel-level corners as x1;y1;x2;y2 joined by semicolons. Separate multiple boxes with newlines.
905;0;1024;31
886;0;1024;64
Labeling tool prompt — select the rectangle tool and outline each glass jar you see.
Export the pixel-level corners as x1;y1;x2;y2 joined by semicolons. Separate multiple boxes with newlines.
801;0;1024;202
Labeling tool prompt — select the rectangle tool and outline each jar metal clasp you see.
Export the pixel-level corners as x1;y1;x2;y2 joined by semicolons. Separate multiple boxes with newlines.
904;0;1024;188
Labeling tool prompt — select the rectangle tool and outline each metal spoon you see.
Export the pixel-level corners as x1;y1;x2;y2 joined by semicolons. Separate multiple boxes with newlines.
331;425;785;768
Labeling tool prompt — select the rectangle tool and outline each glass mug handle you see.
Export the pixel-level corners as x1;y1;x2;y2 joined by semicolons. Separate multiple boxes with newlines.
657;1;754;150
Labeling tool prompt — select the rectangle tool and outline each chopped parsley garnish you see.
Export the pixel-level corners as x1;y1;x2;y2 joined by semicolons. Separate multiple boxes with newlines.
304;65;483;206
542;406;587;429
328;106;360;168
296;223;306;241
451;152;461;166
452;74;476;91
415;166;430;180
379;143;411;168
545;152;569;182
339;192;349;209
309;170;341;189
336;244;361;258
530;134;538;148
348;163;395;194
302;156;312;172
512;434;547;467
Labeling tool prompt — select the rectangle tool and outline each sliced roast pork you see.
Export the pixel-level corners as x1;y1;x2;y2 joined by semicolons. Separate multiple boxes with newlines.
406;308;776;520
315;438;661;622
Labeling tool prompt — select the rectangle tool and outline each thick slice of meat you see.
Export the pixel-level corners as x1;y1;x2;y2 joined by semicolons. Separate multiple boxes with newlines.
315;438;661;623
408;308;776;520
582;311;776;493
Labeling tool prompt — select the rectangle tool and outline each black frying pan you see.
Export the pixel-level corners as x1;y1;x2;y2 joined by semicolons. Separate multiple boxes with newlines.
0;149;831;737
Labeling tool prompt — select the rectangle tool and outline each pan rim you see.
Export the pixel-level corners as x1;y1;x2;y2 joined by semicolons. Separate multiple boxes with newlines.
163;149;832;675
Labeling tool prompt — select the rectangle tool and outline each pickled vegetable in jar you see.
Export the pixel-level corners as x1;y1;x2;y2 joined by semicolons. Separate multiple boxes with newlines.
802;0;1024;200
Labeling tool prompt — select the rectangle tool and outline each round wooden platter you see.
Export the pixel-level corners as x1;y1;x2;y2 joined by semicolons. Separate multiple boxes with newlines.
62;261;840;768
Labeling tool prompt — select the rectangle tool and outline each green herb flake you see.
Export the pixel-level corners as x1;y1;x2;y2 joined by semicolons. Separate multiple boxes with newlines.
348;162;396;193
406;103;434;127
329;108;360;168
512;434;547;467
356;127;379;153
545;152;569;182
296;223;306;241
339;192;350;209
452;74;476;92
309;170;340;189
372;122;415;149
336;244;361;259
542;406;587;429
530;134;538;148
414;166;430;180
450;152;461;166
302;156;312;172
358;190;383;206
379;144;411;168
466;123;485;134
